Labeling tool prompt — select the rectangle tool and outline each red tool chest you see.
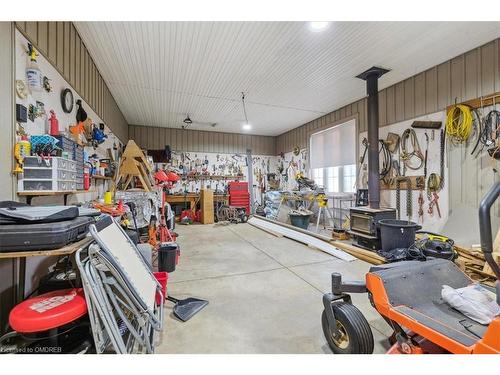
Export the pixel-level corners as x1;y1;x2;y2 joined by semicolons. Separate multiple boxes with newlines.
228;181;250;214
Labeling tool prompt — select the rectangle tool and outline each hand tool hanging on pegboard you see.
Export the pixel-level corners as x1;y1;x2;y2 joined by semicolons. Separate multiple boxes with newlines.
426;129;445;218
400;128;424;175
395;176;412;221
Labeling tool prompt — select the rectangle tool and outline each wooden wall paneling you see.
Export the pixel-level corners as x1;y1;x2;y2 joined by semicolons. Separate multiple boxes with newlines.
56;22;64;71
76;36;82;93
450;55;465;103
414;72;426;117
17;22;26;32
89;62;93;108
95;65;99;111
193;129;200;152
231;133;238;153
69;25;76;86
224;133;231;154
169;129;177;150
339;106;347;121
85;50;91;102
496;39;500;92
345;104;352;117
47;22;57;65
404;77;415;120
25;22;38;45
166;129;172;150
425;67;438;114
395;82;405;122
96;76;101;115
480;41;496;95
155;127;162;148
131;126;139;146
128;126;135;142
37;22;48;55
81;47;87;101
88;54;94;105
359;99;367;132
146;126;152;149
386;85;396;125
437;61;451;110
91;62;95;107
378;89;387;126
63;22;70;80
464;49;479;101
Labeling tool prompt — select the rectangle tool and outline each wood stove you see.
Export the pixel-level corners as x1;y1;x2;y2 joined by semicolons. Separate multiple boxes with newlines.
349;206;396;250
349;66;395;251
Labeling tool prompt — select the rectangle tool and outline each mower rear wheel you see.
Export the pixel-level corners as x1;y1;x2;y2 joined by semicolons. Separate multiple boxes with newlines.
322;302;374;354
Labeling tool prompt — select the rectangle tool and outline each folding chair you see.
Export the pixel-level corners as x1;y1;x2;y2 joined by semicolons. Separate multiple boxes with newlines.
76;215;164;353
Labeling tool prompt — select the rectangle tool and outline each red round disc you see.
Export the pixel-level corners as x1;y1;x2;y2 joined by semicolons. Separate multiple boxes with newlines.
9;288;87;333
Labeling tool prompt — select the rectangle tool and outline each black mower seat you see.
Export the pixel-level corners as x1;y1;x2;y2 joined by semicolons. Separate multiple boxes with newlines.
369;259;488;348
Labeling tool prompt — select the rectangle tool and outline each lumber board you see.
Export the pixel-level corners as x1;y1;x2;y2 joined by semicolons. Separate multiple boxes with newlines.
248;217;355;262
0;237;92;259
446;91;500;113
380;176;425;190
330;240;386;265
248;220;283;237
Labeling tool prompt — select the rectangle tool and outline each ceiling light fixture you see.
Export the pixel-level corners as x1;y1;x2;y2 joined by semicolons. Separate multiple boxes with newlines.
183;115;192;125
309;21;330;31
241;92;251;131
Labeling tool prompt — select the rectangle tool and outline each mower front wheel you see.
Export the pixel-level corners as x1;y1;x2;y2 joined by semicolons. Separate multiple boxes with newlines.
322;302;374;354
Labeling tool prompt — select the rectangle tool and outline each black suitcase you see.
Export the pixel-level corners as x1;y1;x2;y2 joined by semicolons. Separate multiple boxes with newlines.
0;216;95;252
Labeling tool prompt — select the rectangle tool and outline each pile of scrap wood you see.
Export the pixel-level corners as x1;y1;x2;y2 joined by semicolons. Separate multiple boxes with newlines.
455;247;499;287
454;229;499;287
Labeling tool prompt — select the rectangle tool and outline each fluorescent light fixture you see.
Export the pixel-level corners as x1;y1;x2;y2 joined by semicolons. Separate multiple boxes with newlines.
309;21;330;31
242;123;252;131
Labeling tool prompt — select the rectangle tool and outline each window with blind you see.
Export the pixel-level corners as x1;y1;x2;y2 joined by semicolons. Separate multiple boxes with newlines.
309;119;356;193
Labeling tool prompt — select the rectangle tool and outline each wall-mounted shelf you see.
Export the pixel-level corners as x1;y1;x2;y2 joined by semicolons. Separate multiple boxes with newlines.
17;190;77;205
446;91;500;112
184;175;244;181
92;175;113;180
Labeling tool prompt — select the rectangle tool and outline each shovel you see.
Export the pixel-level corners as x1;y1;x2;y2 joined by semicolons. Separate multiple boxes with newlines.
166;296;209;322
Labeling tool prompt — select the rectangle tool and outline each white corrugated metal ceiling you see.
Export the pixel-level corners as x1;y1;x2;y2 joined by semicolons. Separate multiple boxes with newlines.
75;22;500;136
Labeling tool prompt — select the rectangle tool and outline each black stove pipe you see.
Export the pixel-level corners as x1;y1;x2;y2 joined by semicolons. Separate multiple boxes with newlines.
356;67;389;209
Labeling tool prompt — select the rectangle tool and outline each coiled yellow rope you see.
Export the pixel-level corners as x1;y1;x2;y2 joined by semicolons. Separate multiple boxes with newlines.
445;104;473;144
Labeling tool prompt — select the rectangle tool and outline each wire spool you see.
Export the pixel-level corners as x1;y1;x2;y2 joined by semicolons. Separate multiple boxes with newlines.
446;104;474;144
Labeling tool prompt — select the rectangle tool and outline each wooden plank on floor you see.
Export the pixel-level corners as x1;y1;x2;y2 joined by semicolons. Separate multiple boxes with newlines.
248;216;356;262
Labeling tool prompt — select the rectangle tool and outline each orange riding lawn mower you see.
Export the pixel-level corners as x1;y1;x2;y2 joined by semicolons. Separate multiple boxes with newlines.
321;181;500;354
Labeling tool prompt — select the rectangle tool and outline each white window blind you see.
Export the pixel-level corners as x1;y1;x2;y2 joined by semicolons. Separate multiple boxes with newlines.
309;119;356;169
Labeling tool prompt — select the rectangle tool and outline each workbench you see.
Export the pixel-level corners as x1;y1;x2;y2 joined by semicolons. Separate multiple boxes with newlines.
0;237;93;303
165;193;199;211
165;193;229;211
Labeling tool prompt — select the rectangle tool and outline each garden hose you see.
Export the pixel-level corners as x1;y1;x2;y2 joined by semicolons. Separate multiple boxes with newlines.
446;104;473;144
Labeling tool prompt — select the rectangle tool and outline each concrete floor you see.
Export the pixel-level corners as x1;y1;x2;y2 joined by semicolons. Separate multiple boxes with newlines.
157;223;393;354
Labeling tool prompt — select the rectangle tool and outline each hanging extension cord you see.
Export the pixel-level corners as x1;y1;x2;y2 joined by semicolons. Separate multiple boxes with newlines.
446;104;473;144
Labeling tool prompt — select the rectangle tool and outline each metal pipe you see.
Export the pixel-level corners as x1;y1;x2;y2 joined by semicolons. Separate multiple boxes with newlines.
356;67;389;209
